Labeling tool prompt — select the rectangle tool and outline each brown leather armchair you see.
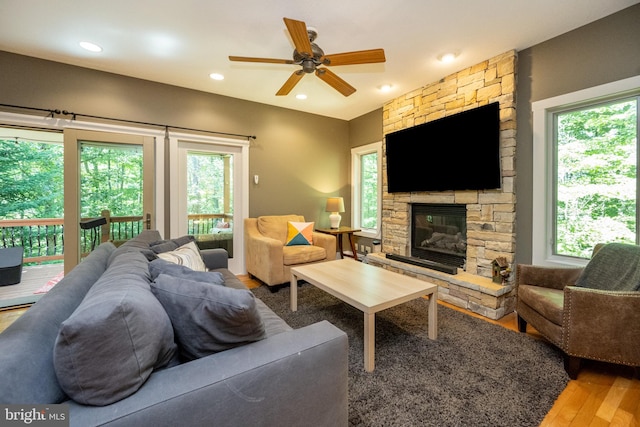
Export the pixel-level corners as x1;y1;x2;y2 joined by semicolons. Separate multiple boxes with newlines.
516;243;640;379
244;215;336;288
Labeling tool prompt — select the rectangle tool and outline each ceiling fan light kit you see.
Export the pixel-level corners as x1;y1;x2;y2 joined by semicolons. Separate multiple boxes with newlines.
229;17;385;97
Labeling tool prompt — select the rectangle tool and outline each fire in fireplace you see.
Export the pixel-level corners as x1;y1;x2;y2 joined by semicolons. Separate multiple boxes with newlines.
411;203;467;268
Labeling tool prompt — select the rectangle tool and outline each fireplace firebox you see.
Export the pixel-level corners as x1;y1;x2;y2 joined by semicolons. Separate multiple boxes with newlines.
411;203;466;268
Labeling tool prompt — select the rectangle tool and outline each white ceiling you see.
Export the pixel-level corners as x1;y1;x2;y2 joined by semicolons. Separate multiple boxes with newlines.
1;1;638;121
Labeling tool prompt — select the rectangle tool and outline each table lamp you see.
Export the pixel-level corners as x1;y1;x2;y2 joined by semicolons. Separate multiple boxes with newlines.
325;197;345;229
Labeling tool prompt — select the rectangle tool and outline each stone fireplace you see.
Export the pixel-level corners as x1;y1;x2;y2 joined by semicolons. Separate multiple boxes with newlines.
366;50;518;320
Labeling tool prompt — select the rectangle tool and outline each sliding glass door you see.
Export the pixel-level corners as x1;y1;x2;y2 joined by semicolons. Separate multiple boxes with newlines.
175;139;246;273
64;129;154;272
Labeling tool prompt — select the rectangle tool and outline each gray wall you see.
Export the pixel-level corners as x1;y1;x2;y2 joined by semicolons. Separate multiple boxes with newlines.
515;3;640;264
349;108;383;149
0;51;350;228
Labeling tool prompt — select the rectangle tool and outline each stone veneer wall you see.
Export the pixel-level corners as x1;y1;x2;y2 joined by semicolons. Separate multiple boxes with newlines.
382;50;517;278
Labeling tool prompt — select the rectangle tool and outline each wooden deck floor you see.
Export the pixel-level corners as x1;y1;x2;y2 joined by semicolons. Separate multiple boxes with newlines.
0;264;64;309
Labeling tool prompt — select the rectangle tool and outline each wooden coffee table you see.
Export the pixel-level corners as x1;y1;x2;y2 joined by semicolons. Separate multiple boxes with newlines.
290;259;437;372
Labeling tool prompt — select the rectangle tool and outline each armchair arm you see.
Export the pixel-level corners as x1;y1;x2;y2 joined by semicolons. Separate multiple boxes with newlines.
516;264;583;291
312;232;337;261
244;218;285;285
563;286;640;366
247;233;283;263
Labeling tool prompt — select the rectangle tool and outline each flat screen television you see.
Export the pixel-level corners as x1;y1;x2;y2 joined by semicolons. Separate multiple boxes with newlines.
385;102;501;193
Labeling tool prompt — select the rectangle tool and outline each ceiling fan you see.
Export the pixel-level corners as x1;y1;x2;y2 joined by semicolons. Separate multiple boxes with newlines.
229;17;386;97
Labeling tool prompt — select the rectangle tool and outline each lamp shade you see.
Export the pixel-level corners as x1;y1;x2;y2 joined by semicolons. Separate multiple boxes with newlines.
325;197;345;213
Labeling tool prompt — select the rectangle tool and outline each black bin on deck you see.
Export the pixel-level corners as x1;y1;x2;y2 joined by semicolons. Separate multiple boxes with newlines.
0;247;24;286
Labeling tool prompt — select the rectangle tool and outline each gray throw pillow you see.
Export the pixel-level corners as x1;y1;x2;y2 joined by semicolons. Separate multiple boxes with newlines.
150;235;196;254
575;243;640;291
151;274;267;361
149;258;225;286
53;252;177;406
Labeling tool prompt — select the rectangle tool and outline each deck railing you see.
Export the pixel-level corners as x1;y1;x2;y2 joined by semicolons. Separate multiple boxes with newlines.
187;214;233;235
0;212;232;264
0;218;65;263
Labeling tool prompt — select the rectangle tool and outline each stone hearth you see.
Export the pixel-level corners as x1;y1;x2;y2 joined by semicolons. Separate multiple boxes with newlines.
366;253;516;320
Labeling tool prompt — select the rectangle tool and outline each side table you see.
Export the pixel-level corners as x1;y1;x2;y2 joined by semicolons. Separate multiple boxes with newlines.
315;226;361;259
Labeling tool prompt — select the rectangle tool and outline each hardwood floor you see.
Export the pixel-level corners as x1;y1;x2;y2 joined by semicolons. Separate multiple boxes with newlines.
1;275;638;426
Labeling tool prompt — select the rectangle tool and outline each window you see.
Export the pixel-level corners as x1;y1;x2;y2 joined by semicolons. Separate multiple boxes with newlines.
532;76;640;266
351;142;381;238
555;98;637;258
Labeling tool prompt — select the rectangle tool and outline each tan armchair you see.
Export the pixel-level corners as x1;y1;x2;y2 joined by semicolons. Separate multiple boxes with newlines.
244;215;336;288
516;243;640;379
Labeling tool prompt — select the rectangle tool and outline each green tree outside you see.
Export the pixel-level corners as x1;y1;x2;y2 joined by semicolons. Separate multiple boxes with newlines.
0;139;63;219
79;143;144;218
360;152;378;230
555;98;637;258
187;152;232;218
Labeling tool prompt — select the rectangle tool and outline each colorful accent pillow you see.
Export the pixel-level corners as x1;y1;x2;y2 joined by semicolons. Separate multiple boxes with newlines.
285;221;314;246
157;241;206;272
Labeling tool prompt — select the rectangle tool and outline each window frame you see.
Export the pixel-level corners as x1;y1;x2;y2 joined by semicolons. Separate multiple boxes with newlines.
532;75;640;267
351;141;382;239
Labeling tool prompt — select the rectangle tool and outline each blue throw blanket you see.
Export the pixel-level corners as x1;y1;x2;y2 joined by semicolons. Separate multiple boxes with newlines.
576;243;640;291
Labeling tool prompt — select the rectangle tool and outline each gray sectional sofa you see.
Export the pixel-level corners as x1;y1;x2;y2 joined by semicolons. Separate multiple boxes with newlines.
0;230;348;426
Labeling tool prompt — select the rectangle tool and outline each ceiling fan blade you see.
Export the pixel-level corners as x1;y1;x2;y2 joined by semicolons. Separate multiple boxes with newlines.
229;56;294;65
315;68;356;97
276;71;305;96
283;17;313;57
322;49;386;66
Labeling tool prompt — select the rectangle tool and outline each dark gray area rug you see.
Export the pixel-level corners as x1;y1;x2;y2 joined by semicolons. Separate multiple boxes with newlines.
252;283;569;427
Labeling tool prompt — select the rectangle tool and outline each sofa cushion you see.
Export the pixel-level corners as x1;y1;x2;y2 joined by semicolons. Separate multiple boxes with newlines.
107;230;162;265
518;284;564;326
157;241;206;272
150;235;196;254
149;258;225;285
151;274;267;361
283;245;327;266
0;242;115;405
254;298;294;337
285;221;314;246
257;214;304;244
212;268;246;290
53;252;177;406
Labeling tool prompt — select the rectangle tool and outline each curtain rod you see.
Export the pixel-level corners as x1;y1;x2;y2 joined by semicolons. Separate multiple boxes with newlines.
0;103;257;141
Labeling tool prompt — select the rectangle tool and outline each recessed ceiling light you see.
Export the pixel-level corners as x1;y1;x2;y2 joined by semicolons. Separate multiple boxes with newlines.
79;41;102;53
209;73;224;81
379;84;392;92
439;52;457;63
296;94;307;100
